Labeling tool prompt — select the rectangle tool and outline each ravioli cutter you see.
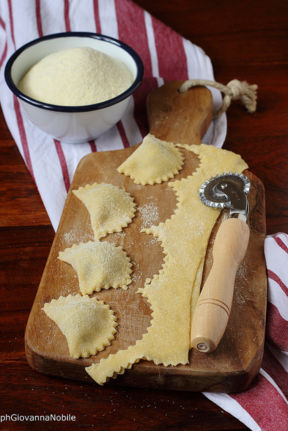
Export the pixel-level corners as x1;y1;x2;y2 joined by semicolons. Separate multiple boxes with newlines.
190;173;251;353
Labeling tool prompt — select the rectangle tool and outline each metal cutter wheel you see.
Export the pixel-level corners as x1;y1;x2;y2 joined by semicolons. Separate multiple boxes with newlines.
199;172;250;220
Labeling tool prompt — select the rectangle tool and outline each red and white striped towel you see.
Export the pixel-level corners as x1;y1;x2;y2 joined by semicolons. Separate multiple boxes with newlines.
0;1;287;429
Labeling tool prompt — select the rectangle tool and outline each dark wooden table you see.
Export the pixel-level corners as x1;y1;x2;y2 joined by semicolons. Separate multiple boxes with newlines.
0;1;287;430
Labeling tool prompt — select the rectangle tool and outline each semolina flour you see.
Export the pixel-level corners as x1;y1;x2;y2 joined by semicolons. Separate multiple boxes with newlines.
18;47;133;106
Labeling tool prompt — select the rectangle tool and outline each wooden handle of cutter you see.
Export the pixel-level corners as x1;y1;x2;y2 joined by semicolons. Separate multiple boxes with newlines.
190;218;250;353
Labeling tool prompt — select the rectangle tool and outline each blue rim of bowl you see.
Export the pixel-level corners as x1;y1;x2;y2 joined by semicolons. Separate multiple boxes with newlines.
4;31;144;112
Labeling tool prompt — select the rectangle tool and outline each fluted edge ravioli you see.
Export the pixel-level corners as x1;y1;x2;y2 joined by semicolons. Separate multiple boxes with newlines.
42;295;117;359
117;133;184;185
73;183;136;240
58;241;132;295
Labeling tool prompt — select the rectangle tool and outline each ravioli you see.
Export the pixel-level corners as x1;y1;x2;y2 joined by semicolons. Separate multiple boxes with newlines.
73;183;136;239
58;241;132;295
42;295;117;359
117;133;184;185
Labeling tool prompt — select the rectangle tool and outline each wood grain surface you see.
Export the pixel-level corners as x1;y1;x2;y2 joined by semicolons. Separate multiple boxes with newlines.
1;1;288;430
25;83;267;393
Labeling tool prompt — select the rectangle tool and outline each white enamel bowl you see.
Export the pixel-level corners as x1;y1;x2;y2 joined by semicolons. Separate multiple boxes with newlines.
5;32;143;144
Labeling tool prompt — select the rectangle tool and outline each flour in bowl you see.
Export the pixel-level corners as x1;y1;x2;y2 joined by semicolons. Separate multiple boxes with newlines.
18;47;133;106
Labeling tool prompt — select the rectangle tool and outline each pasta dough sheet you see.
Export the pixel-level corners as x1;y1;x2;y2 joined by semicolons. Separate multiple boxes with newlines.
86;144;248;385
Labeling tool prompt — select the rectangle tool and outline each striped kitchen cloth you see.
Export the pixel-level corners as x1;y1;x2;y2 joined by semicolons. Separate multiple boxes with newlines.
0;1;287;429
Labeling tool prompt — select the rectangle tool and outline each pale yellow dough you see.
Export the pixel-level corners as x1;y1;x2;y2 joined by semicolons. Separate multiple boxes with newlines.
117;133;184;184
73;183;136;240
58;241;132;295
86;144;248;385
42;295;117;359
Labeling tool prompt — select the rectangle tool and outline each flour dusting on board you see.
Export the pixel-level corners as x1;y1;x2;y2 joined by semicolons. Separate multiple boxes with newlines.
110;232;126;248
63;229;93;246
138;203;159;229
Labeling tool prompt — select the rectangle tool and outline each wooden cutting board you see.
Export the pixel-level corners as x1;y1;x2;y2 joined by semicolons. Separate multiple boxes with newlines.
25;82;267;393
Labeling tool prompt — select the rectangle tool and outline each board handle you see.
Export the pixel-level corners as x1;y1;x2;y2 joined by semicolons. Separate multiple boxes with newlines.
190;218;250;353
146;81;213;146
